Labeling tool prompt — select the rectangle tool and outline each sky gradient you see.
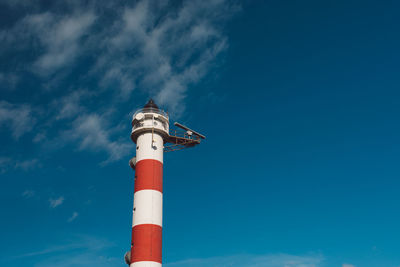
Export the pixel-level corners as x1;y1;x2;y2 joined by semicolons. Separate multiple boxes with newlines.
1;1;400;267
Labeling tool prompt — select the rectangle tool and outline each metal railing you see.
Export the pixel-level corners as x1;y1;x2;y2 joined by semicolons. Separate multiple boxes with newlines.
131;120;168;132
132;108;169;119
164;129;201;152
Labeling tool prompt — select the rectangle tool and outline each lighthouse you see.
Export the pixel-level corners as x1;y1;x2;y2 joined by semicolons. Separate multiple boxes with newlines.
125;99;205;266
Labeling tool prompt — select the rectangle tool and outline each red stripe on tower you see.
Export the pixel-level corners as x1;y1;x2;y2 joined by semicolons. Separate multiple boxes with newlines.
131;224;162;263
134;159;163;193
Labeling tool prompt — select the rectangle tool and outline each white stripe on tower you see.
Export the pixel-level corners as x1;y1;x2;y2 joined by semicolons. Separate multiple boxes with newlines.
135;133;164;163
131;262;162;267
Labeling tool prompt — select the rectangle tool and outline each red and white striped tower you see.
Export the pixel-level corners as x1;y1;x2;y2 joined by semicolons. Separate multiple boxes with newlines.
128;99;169;267
125;99;205;266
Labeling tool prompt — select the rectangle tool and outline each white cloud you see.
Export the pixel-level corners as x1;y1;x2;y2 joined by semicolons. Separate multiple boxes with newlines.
15;158;39;170
0;157;12;173
21;190;35;198
0;0;237;163
165;253;324;267
68;211;79;222
0;10;96;75
33;132;46;143
0;0;38;7
0;157;39;173
28;11;96;75
15;234;119;267
92;0;236;114
52;89;91;120
49;196;65;208
0;101;36;139
1;0;234;104
14;238;321;267
64;113;131;163
342;264;355;267
0;72;19;90
35;250;119;267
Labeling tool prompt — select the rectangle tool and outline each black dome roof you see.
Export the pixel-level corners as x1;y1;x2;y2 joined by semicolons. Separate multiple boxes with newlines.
143;99;159;110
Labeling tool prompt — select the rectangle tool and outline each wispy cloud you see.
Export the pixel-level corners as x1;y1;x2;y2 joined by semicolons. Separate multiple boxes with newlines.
62;113;131;164
0;72;19;90
0;0;37;8
26;11;96;75
93;0;235;114
34;250;119;267
0;157;39;173
342;264;356;267
0;101;36;139
67;211;79;222
1;0;234;109
0;0;237;163
15;235;112;256
15;158;39;170
15;239;321;267
21;190;35;198
49;196;64;208
15;235;118;267
165;253;324;267
0;157;12;173
52;89;92;120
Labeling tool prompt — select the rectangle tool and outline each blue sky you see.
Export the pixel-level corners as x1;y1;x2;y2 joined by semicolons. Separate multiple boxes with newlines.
1;0;400;266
